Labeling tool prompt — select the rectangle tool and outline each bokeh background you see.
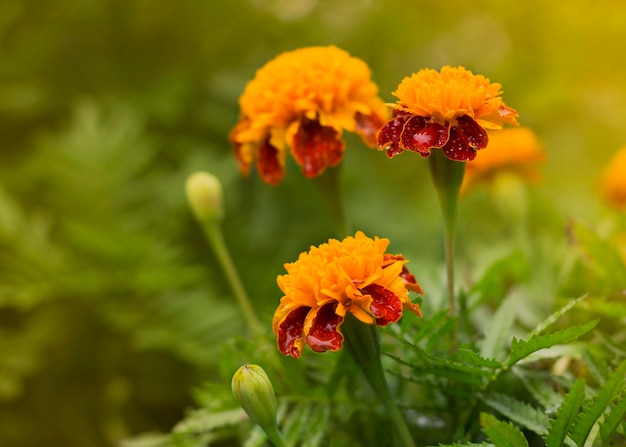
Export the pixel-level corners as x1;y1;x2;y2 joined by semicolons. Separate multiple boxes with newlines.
1;1;625;446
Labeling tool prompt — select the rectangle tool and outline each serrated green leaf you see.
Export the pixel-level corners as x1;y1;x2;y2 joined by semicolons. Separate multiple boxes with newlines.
482;392;550;436
569;358;626;446
600;394;626;445
528;295;587;338
388;344;492;388
481;293;519;361
480;413;529;447
545;378;585;447
507;320;598;367
458;348;504;369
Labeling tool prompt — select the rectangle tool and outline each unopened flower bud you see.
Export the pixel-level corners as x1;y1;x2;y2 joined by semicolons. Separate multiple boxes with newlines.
185;172;224;223
231;364;278;430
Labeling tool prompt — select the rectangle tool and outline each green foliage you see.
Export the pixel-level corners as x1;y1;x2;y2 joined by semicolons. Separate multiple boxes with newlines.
545;378;586;447
506;320;598;367
480;413;529;447
569;359;626;446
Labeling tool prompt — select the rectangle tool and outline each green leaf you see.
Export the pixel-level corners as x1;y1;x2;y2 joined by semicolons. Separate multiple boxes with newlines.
482;392;550;436
544;378;586;447
481;293;519;361
515;370;563;413
435;443;494;447
569;358;626;446
569;223;626;295
506;320;598;367
458;348;504;369
600;394;626;445
170;407;246;447
388;344;492;388
528;295;587;338
480;413;529;447
581;347;610;386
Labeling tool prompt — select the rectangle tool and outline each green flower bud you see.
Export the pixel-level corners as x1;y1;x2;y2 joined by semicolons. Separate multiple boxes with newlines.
185;171;224;223
231;364;278;430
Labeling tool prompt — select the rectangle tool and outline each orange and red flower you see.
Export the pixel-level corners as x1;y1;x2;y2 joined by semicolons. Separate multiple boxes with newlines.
461;127;545;194
377;66;519;162
272;231;423;358
230;46;388;185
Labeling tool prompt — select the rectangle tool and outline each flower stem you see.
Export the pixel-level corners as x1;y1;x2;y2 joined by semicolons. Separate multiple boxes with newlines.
428;150;465;315
342;314;416;447
313;165;350;237
428;150;465;351
201;221;264;337
263;423;289;447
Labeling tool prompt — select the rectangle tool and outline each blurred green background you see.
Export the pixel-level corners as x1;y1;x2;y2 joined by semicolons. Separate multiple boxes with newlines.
1;1;625;446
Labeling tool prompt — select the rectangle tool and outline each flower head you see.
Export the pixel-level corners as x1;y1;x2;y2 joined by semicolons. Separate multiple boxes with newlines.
600;145;626;212
272;231;423;358
461;127;545;194
230;46;388;185
377;66;519;161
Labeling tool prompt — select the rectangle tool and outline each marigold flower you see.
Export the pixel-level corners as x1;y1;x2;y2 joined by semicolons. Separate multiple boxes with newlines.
461;127;545;194
600;145;626;212
377;66;519;162
272;231;423;358
230;46;388;185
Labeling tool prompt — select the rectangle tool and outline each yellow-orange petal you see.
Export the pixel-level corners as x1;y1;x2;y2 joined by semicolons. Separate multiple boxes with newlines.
600;145;626;212
390;66;518;128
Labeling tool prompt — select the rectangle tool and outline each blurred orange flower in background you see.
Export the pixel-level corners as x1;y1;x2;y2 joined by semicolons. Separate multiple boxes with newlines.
461;127;545;195
600;145;626;212
272;231;423;358
377;66;518;162
230;46;388;185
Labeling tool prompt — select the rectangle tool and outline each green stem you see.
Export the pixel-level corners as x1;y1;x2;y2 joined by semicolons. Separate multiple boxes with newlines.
263;423;289;447
313;165;350;238
428;150;464;317
202;221;264;337
342;314;416;447
428;150;465;353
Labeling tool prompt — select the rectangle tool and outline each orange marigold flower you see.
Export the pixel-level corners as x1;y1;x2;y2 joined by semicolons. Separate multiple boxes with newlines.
601;145;626;212
272;231;423;358
461;127;545;194
377;66;519;162
230;46;388;185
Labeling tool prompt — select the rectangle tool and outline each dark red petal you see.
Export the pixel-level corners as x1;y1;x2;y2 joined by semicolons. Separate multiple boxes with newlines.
292;118;344;178
355;111;385;147
258;139;285;185
376;110;411;158
399;116;450;157
305;302;344;353
361;284;403;326
277;306;311;358
440;115;488;161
